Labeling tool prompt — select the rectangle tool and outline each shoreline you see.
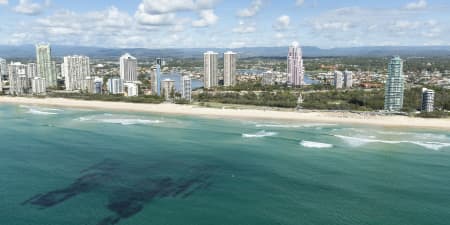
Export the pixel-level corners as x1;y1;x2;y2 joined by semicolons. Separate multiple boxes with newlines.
1;96;450;130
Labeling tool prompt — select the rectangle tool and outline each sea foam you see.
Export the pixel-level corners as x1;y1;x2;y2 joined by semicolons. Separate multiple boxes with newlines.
255;123;336;128
78;114;163;126
334;135;450;151
242;130;278;138
300;141;333;148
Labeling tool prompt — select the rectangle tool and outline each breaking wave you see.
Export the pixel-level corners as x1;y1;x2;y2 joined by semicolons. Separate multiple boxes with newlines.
334;135;450;151
78;114;163;126
300;141;333;148
242;130;278;138
255;123;336;128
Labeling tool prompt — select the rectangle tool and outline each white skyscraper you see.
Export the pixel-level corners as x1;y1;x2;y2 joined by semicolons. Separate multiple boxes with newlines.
62;55;90;91
0;58;7;80
27;63;38;78
36;43;57;87
107;77;124;94
344;70;353;88
204;51;218;89
162;79;175;100
421;88;435;113
181;75;192;101
287;42;304;87
124;83;139;97
120;53;138;82
334;71;344;89
31;77;46;94
224;51;237;87
8;62;29;95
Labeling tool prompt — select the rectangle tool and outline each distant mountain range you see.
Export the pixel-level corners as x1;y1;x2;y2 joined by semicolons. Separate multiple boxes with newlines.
1;45;450;59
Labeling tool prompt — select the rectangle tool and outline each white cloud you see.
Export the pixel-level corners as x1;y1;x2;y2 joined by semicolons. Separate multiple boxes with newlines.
0;0;8;5
405;0;427;10
237;0;262;17
13;0;50;15
273;15;290;30
233;21;256;33
296;0;304;6
192;9;218;27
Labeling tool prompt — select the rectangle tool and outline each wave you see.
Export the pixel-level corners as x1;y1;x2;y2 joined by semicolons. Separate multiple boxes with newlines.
27;108;58;115
78;114;163;126
300;141;333;148
255;123;336;128
334;135;450;151
242;130;278;138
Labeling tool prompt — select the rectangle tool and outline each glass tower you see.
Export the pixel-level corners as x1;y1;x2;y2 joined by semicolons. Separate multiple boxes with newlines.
384;56;404;111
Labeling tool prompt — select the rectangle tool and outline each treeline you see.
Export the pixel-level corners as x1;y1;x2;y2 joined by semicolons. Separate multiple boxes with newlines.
195;91;298;108
47;93;165;104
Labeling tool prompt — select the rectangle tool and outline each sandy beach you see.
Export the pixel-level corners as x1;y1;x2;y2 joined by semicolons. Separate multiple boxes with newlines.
1;96;449;130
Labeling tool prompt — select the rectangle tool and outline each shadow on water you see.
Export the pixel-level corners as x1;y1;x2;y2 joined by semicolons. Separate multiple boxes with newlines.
22;159;216;225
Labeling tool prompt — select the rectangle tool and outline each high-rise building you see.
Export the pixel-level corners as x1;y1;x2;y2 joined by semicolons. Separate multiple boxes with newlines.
62;55;91;91
151;59;162;96
31;77;46;94
124;83;139;97
344;70;353;88
81;77;95;93
334;71;344;89
27;63;38;78
384;56;405;111
0;58;7;80
287;42;304;86
204;51;218;89
181;75;192;101
224;51;237;87
94;78;103;94
107;77;124;94
162;79;175;100
36;43;57;87
421;88;435;113
8;62;29;95
120;53;138;82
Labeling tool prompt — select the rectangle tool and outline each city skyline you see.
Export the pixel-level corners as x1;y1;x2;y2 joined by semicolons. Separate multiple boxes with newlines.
0;0;449;48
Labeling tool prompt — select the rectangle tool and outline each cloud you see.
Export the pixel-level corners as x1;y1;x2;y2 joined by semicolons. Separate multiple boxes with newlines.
405;0;427;10
273;15;290;30
192;9;218;27
296;0;304;6
233;21;256;33
237;0;262;17
13;0;50;15
0;0;8;5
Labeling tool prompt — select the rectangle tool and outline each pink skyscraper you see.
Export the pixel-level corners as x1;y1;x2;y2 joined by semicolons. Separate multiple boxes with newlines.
287;42;304;86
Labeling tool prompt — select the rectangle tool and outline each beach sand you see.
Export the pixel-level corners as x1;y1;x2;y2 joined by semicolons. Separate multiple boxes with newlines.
1;96;449;130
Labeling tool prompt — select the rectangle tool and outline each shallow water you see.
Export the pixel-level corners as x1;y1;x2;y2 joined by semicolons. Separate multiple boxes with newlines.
1;104;450;225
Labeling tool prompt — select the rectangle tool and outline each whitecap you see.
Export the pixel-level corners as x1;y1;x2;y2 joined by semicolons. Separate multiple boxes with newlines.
300;141;333;148
334;135;450;151
242;130;278;138
255;123;336;128
78;115;163;126
27;108;58;115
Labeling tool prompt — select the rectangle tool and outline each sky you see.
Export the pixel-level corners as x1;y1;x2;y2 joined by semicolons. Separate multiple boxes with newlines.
0;0;449;48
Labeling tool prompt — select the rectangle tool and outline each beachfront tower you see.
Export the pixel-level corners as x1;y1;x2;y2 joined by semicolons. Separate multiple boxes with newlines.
224;51;237;87
344;70;353;88
334;71;344;89
421;88;435;113
36;43;57;87
162;78;175;101
204;51;218;89
62;55;90;91
120;53;138;82
287;42;304;87
384;56;405;112
182;75;192;102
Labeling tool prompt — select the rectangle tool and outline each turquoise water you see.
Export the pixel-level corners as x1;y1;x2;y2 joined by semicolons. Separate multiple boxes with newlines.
1;104;450;225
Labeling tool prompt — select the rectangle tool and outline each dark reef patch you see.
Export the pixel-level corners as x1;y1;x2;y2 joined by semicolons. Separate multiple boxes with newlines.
23;159;216;225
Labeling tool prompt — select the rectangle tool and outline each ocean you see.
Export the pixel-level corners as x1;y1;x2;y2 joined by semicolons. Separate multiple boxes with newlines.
1;104;450;225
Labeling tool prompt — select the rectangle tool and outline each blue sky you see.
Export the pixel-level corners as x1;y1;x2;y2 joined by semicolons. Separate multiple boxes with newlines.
0;0;449;48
